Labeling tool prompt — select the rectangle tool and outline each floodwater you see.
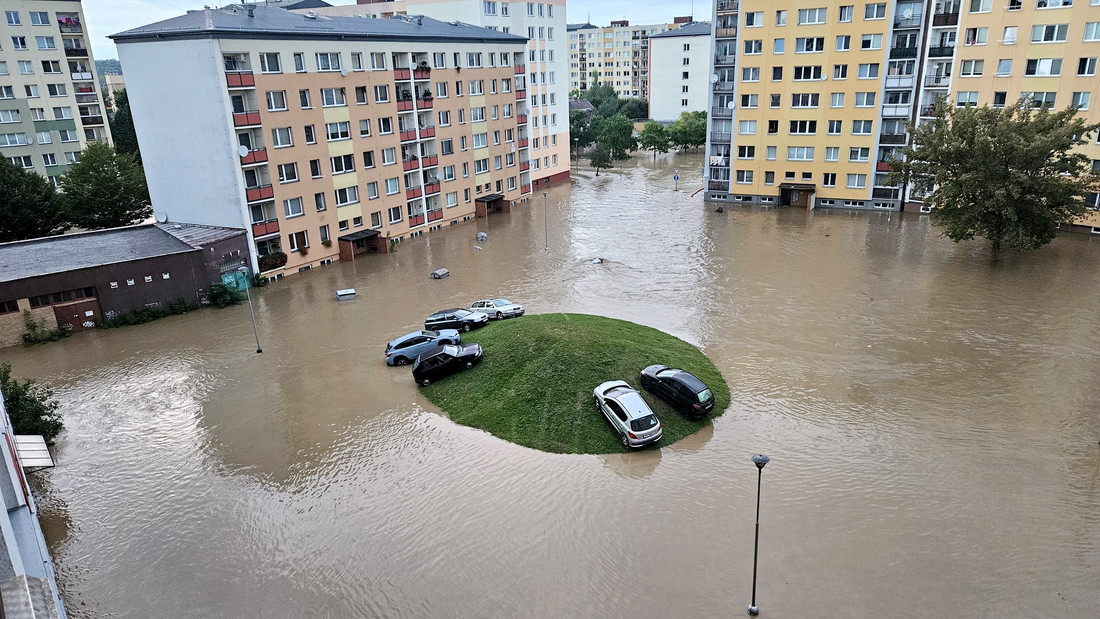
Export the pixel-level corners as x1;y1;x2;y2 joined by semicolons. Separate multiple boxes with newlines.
5;152;1100;618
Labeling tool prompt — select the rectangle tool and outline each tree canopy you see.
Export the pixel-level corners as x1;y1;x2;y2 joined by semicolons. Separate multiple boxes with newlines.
618;98;649;120
570;109;596;156
589;141;612;176
639;122;671;160
887;100;1100;258
0;363;63;443
592;114;637;160
62;142;151;230
108;88;142;167
668;111;707;150
0;156;69;243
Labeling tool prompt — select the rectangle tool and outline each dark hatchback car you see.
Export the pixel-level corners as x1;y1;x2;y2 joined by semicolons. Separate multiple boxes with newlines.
639;365;715;418
424;308;490;332
412;343;484;386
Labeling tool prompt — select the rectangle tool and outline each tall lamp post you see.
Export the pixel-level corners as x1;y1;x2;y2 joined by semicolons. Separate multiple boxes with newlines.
542;190;549;250
748;454;770;616
238;266;263;354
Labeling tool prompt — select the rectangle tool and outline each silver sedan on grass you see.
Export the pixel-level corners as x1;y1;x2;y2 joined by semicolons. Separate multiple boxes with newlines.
593;380;662;449
470;298;525;320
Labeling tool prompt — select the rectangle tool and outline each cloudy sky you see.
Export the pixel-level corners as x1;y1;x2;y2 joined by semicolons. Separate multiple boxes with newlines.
85;0;701;60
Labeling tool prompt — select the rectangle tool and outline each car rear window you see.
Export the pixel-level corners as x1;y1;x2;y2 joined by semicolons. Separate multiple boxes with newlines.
630;415;659;432
697;389;713;403
454;309;471;318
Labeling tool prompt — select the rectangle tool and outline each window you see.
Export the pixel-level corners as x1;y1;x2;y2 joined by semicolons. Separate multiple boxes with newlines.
36;36;56;50
363;182;377;201
272;127;292;148
864;3;887;18
745;40;762;54
992;92;1008;108
299;125;314;144
1072;92;1091;110
741;94;759;108
797;7;827;24
0;110;18;124
47;84;66;97
316;53;341;71
25;85;39;98
997;59;1013;76
41;60;60;74
374;85;389;103
1086;23;1100;42
787;146;814;160
378;117;393;134
484;1;498;14
1031;24;1068;43
309;159;322;178
855;92;876;107
1003;27;1018;45
1025;58;1062;76
839;5;854;21
331;154;354;174
956;91;979;106
846;174;867;188
796;37;825;53
776;10;788;25
743;67;760;82
335;186;359;206
300;89;312;108
278;162;298;183
969;0;992;11
382;147;396;164
294;53;305;72
964;28;988;46
473;132;487;148
773;66;784;81
443;165;455;181
1079;57;1098;76
385;178;399;195
736;170;754;184
768;120;780;134
775;38;786;53
831;92;845;108
260;53;281;73
791;93;819;107
737;145;756;159
288;231;308;252
858;63;879;79
18;61;33;75
321;88;346;107
825;147;840;161
369;210;381;228
315;192;326;211
5;11;19;25
739;120;757;135
958;59;984;77
471;107;486;122
828;120;842;134
794;65;823;80
474;158;489;173
436;82;448;99
0;133;29;146
861;34;882;50
823;173;837;187
770;94;782;108
326;121;350;141
11;37;27;51
790;120;817;134
36;130;51;144
849;147;870;161
836;35;851;51
746;11;764;27
284;197;304;218
1022;91;1057;107
266;91;287;111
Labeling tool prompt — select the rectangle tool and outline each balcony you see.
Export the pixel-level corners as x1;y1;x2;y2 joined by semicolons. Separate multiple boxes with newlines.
514;64;526;75
246;185;274;202
516;89;526;100
894;17;921;29
427;209;444;223
885;75;915;88
416;97;433;110
924;75;951;87
879;133;906;145
518;138;529;148
708;180;729;191
521;184;531;194
517;114;528;124
520;161;530;171
241;147;268;165
872;187;900;200
710;132;732;142
64;47;88;58
400;130;418;142
394;68;411;80
414;68;431;80
711;106;733;117
80;115;104;126
714;81;735;92
75;93;99;104
419;127;435;139
717;0;739;11
57;18;82;33
421;155;438;168
928;46;955;58
876;161;892;172
403;158;420;171
881;104;912;117
406;186;423;200
714;54;737;65
919;106;938;117
890;47;918;59
225;71;255;88
233;111;262;127
70;71;93;81
932;12;959;27
397;100;415;111
409;214;426;227
251;219;280;237
716;28;738;39
423;182;440;195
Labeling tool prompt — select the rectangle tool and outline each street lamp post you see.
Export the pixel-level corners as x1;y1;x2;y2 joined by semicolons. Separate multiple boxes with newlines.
748;454;770;616
542;190;549;250
238;266;263;354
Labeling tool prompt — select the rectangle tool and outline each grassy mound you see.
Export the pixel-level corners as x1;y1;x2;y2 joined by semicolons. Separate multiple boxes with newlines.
421;313;730;454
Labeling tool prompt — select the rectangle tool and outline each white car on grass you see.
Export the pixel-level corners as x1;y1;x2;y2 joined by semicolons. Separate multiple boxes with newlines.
593;380;662;449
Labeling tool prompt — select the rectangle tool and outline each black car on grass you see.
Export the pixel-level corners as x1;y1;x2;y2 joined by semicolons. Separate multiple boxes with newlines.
412;344;484;386
424;308;490;332
639;365;715;418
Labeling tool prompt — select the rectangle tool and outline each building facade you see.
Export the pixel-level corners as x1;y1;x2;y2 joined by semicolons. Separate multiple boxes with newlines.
112;6;532;278
647;22;713;122
568;18;693;100
0;0;111;185
704;0;1100;217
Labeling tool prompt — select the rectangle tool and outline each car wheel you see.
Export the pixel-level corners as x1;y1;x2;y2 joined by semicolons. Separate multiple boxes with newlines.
620;433;630;448
463;324;471;332
640;377;652;390
497;311;503;319
593;395;601;411
465;361;474;369
420;378;431;386
394;357;408;366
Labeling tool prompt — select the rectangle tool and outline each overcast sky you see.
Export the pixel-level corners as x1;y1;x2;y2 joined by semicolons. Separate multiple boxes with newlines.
85;0;702;60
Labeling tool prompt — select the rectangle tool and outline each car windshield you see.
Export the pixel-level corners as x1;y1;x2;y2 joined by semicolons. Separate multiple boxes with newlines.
453;309;472;318
697;388;713;403
630;415;659;432
492;299;511;306
442;345;460;356
423;330;439;337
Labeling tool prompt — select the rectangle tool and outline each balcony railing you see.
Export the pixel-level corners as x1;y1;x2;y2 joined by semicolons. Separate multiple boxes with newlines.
932;12;959;27
427;209;443;222
710;132;732;142
514;65;526;75
233;111;262;127
521;184;531;194
241;147;268;165
708;180;729;191
920;106;938;117
400;130;417;142
924;75;951;87
714;54;736;65
879;133;906;145
419;127;435;139
79;115;104;126
872;187;900;200
251;219;280;237
517;114;528;124
894;17;921;28
406;187;423;200
516;89;527;101
876;161;892;172
57;20;82;33
518;138;529;148
409;214;426;227
397;100;415;111
413;68;431;79
423;182;440;195
928;46;955;58
403;158;420;171
711;106;733;117
520;161;530;171
885;75;915;88
717;0;739;11
70;71;93;81
64;47;88;57
890;47;918;59
716;28;737;39
225;71;255;88
416;98;433;110
421;155;438;167
881;104;912;117
394;68;411;80
246;184;274;202
75;93;99;104
714;81;735;92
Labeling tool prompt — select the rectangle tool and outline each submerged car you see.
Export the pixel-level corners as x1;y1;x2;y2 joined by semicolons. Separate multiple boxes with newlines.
424;308;490;332
593;380;662;449
384;329;460;366
412;343;484;386
470;298;525;320
640;365;715;418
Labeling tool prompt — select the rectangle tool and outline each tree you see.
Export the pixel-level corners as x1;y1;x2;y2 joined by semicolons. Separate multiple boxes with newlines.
589;141;612;176
108;89;142;167
668;111;707;150
887;100;1100;259
639;121;671;160
0;363;63;443
0;156;69;242
570;109;595;158
581;82;619;117
593;113;636;161
618;98;649;120
62;142;152;230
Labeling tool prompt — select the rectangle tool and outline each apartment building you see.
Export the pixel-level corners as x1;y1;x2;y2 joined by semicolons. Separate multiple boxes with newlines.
0;0;110;185
568;18;693;99
704;0;1100;216
112;6;532;278
648;22;713;122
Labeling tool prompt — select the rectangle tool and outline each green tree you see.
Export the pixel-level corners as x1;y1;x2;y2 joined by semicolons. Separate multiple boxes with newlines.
0;363;63;443
618;98;649;120
639;121;671;160
570;109;595;158
668;111;707;150
0;156;69;242
589;141;612;176
887;100;1100;259
62;142;151;230
593;113;637;160
582;83;619;117
108;89;142;167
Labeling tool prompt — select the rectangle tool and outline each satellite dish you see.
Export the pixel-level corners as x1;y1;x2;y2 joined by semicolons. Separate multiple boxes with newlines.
726;101;735;109
340;68;348;77
238;144;249;158
711;73;719;83
901;9;913;18
157;211;169;223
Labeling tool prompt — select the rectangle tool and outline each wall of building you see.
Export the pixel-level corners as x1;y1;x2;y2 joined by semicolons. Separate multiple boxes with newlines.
0;298;55;348
648;32;712;122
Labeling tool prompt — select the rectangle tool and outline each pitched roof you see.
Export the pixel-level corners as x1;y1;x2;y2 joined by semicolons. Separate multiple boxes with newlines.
569;99;595;113
649;22;711;38
111;4;526;44
567;22;597;31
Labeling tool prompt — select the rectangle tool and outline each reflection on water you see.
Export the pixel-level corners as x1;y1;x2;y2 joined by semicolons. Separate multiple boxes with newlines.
8;152;1100;617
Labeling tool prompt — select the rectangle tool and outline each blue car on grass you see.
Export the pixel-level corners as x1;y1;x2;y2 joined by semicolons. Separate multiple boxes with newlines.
385;329;461;366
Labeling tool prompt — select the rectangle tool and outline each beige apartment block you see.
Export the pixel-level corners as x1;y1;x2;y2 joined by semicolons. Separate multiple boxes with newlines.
568;17;694;100
0;0;111;184
112;6;532;278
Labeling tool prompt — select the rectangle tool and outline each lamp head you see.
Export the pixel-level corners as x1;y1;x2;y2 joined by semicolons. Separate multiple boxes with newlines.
238;266;249;275
543;190;548;197
752;454;770;469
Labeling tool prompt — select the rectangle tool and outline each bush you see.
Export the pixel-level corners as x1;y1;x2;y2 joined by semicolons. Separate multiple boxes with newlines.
0;362;63;443
258;251;287;272
101;298;193;328
208;283;242;308
22;310;69;345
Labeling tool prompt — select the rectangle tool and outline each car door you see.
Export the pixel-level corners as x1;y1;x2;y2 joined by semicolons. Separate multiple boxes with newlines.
654;373;676;402
609;401;629;435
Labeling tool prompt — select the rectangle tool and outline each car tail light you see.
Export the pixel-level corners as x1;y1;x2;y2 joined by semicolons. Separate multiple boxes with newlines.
628;432;637;439
693;403;702;410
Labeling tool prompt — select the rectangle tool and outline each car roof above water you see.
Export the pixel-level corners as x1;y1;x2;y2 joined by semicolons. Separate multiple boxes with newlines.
614;392;653;419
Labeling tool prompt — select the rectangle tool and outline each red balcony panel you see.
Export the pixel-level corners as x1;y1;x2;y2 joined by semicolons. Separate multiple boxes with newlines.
246;184;274;202
427;209;443;222
233;112;262;127
516;89;526;99
521;184;531;194
423;182;440;195
226;72;255;88
394;68;411;80
416;98;433;110
514;65;526;75
419;127;435;139
409;214;426;227
877;161;892;172
518;138;529;148
396;100;415;111
422;155;438;167
406;187;423;200
516;114;528;124
403;159;420;171
241;148;268;165
400;130;418;142
413;68;431;79
519;162;530;171
251;219;280;237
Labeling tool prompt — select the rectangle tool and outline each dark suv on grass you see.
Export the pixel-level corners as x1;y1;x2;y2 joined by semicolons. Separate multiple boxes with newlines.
640;365;715;418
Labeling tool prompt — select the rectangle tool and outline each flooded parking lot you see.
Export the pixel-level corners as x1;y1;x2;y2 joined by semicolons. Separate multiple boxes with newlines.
7;153;1100;617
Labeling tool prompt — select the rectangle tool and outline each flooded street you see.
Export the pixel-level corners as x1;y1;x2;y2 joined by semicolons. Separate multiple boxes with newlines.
6;152;1100;617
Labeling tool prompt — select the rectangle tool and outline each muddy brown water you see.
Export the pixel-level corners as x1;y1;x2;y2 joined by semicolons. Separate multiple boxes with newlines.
5;153;1100;617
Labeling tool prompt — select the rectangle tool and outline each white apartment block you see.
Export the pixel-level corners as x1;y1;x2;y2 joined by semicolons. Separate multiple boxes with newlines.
0;0;110;185
567;18;693;100
647;22;712;122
